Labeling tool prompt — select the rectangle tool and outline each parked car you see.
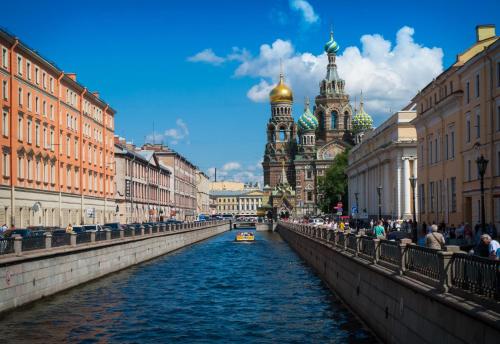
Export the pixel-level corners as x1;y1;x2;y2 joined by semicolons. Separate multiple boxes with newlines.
104;223;125;231
82;224;105;232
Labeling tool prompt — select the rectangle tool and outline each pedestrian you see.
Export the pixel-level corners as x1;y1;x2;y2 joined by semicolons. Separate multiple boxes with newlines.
0;223;6;238
370;219;374;230
425;224;445;250
479;234;500;260
374;220;385;239
65;223;74;234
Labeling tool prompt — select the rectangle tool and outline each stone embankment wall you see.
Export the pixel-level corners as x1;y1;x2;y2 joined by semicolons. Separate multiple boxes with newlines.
0;222;229;314
278;224;500;344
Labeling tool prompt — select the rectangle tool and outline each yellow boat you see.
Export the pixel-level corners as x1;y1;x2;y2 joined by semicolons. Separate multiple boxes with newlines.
235;231;255;242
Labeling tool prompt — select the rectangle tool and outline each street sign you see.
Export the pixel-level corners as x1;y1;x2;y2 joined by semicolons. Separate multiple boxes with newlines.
351;206;358;214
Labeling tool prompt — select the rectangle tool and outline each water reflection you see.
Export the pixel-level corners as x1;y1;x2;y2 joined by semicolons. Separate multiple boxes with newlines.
0;230;375;343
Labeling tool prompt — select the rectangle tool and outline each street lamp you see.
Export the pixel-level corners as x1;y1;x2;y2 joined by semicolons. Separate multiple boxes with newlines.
377;186;382;220
409;176;417;242
476;155;488;233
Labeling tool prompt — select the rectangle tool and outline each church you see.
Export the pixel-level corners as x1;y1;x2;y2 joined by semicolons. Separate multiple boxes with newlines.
262;31;374;218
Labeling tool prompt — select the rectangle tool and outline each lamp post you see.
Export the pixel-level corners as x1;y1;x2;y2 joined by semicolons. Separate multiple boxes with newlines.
354;192;359;230
476;155;488;233
409;176;417;242
377;186;382;221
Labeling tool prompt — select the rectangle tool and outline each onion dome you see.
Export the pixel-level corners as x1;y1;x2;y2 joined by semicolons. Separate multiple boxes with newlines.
352;93;373;133
324;30;340;54
297;98;318;131
269;73;293;103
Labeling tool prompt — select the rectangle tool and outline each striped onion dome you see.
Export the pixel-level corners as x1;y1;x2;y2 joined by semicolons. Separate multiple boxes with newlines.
297;99;318;131
352;96;373;133
324;31;340;54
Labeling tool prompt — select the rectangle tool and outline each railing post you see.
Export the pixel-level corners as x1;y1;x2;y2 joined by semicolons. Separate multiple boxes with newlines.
373;238;380;264
355;235;361;257
438;251;454;293
90;232;96;243
398;240;411;276
14;235;22;256
44;232;52;249
70;233;77;247
129;225;136;237
105;229;111;241
160;224;166;232
120;229;125;239
140;225;145;236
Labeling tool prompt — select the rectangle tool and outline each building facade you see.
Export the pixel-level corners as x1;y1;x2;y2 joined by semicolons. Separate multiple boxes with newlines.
411;25;499;228
262;31;358;217
114;137;171;224
347;109;418;220
210;185;264;217
196;170;210;215
0;29;116;228
139;143;197;221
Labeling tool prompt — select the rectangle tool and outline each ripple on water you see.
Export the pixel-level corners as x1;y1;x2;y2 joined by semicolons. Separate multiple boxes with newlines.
0;230;376;343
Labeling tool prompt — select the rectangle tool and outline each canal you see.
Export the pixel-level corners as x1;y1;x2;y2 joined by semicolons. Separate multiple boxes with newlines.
0;230;375;343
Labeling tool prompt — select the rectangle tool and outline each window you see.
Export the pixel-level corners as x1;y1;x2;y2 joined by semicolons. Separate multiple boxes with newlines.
34;123;40;146
497;105;500;132
35;96;39;113
26;61;31;80
2;110;8;137
306;169;312;179
451;131;455;158
466;81;470;104
51;164;55;184
1;47;7;68
50;105;54;120
476;109;480;138
2;80;6;100
466;115;471;143
445;134;449;160
434;138;438;163
50;129;54;150
27;120;32;144
450;81;453;93
43;127;47;148
2;153;9;177
27;92;32;111
17;116;23;141
50;78;54;93
420;184;426;214
450;177;456;212
429;139;433;164
18;87;22;106
467;159;472;181
430;182;435;213
42;73;46;89
17;55;22;75
67;168;71;188
307;191;313;202
66;137;70;156
331;111;338;129
475;74;480;98
17;157;23;178
75;139;78;159
27;159;32;180
75;168;79;188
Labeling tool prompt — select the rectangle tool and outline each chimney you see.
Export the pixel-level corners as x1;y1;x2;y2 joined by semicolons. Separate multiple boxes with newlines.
66;73;77;81
92;91;100;99
476;24;496;42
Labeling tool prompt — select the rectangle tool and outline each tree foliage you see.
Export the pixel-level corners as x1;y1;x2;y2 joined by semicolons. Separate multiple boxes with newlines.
317;149;349;214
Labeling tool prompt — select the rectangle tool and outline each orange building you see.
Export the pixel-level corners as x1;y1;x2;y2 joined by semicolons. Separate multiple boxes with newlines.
0;29;116;227
411;25;499;229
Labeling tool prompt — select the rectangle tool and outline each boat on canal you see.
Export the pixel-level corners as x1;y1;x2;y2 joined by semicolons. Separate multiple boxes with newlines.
235;231;255;242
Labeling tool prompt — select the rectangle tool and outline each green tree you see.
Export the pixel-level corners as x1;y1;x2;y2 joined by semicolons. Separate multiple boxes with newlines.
317;149;349;214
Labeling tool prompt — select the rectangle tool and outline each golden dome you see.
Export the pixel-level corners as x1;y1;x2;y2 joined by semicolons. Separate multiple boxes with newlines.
269;74;293;103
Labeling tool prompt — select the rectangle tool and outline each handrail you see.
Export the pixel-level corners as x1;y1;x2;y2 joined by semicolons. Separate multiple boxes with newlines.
277;221;500;302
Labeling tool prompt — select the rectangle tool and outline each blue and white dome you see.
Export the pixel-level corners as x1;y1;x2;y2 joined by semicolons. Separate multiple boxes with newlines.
324;31;340;54
297;100;318;132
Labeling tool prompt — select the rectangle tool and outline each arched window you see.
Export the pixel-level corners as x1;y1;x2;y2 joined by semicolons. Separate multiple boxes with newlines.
331;111;338;129
344;111;349;129
279;128;286;141
318;112;324;129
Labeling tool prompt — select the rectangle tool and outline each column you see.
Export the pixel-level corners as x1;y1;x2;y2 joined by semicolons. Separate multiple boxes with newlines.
403;158;411;218
396;157;402;219
413;159;418;219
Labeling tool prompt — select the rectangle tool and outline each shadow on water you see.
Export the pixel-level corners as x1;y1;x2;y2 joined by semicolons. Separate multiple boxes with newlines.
0;229;377;343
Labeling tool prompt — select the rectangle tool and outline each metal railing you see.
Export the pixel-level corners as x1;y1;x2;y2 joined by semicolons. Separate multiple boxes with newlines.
450;253;500;300
405;244;441;281
0;238;14;255
278;222;500;302
0;220;229;258
21;236;46;252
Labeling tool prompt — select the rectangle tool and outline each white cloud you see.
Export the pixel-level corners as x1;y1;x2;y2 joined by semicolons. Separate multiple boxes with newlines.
146;118;190;146
229;26;443;120
187;48;225;65
289;0;319;24
222;162;241;171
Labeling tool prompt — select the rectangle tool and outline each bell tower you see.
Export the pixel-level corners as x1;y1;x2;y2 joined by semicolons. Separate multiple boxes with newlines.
262;69;297;189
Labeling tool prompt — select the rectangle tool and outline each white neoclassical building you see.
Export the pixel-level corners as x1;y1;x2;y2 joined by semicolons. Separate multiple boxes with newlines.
346;108;419;220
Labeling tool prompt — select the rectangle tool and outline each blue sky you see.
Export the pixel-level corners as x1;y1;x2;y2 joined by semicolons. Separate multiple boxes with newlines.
1;0;498;183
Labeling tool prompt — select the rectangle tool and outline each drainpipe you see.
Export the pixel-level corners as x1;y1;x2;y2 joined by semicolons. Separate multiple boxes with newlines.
8;38;19;227
79;88;86;225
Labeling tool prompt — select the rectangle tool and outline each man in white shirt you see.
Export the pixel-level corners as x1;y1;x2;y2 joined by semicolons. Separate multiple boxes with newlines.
480;234;500;260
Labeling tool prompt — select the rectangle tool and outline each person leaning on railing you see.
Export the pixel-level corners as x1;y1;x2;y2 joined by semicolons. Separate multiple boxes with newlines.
425;224;445;250
478;234;500;260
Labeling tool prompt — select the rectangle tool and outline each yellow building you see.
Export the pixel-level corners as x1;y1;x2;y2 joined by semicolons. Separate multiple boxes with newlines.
210;186;264;217
210;181;246;191
411;25;499;228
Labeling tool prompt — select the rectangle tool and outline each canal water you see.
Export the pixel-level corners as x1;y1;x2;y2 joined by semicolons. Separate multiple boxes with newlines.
0;230;375;343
